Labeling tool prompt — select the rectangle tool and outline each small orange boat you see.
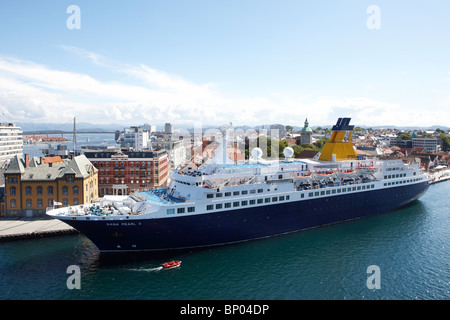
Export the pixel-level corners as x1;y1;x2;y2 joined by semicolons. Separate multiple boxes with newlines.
162;260;182;269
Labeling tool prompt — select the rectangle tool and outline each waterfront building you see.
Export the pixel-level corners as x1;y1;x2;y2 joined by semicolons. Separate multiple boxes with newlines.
0;123;23;166
4;154;98;218
85;150;170;196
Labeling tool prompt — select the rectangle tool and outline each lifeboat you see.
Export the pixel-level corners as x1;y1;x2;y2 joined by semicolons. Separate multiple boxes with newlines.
162;260;182;269
314;169;335;179
293;171;312;181
336;169;356;178
355;166;377;175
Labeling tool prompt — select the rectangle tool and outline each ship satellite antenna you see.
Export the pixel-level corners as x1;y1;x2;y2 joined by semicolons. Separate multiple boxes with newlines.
251;147;263;160
283;147;294;161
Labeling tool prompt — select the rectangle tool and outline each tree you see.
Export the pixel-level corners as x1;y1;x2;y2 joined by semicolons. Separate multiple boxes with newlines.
398;133;411;140
301;143;316;150
314;137;329;150
439;134;450;152
285;125;293;132
292;145;304;158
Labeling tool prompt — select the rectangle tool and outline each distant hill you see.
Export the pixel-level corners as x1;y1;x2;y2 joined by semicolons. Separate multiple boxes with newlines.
15;121;450;134
18;122;123;133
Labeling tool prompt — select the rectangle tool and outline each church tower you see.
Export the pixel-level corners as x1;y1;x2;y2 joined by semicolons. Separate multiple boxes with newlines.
300;118;313;145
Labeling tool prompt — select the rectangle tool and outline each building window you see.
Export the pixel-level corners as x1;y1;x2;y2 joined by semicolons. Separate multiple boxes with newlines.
37;186;43;195
62;186;68;195
26;199;32;207
74;198;79;205
48;199;54;207
37;199;43;207
25;186;32;196
48;186;54;195
10;199;16;208
63;199;69;206
8;177;18;184
73;186;79;195
10;186;16;196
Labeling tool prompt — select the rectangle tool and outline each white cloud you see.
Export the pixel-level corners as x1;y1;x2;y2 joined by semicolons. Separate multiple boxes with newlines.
0;49;448;128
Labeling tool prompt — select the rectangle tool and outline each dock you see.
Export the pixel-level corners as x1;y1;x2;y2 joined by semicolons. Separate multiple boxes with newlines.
0;218;78;242
428;168;450;184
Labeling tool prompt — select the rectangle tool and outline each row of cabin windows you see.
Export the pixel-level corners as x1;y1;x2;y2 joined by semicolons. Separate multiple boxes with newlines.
9;186;79;196
207;188;265;199
384;177;424;186
308;184;375;197
166;206;196;215
206;195;291;211
10;198;78;208
384;173;409;179
206;183;377;205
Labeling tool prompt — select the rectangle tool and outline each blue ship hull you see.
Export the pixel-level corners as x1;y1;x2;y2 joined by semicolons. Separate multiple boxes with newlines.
63;181;429;252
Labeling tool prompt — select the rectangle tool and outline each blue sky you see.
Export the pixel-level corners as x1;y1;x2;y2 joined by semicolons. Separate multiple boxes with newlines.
0;0;449;128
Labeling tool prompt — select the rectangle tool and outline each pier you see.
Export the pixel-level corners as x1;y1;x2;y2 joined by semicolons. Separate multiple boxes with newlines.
0;218;78;242
428;169;450;184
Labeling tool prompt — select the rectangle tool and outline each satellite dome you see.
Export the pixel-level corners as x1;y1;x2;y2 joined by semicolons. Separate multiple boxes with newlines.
283;147;294;158
251;147;263;159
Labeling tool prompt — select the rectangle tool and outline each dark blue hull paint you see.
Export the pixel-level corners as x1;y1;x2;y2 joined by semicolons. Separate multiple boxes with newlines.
62;182;429;252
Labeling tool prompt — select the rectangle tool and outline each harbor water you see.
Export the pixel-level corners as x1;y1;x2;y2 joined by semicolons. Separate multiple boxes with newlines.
0;133;448;300
0;181;449;299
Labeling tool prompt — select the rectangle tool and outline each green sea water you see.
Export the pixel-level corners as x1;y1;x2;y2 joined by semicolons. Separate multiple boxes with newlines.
0;182;449;300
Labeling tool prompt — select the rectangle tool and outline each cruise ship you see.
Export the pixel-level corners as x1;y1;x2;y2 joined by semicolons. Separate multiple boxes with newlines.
47;118;430;252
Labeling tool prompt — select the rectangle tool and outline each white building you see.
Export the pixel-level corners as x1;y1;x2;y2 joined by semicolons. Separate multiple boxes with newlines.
135;132;151;151
152;138;187;169
0;123;23;165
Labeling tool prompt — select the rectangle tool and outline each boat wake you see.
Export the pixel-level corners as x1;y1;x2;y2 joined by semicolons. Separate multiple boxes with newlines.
129;266;163;272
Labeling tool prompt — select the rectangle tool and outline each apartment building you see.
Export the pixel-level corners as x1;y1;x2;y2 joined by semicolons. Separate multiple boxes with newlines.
0;123;23;165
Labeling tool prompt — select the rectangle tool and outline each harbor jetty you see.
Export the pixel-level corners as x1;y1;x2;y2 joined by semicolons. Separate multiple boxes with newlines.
428;168;450;184
0;218;78;242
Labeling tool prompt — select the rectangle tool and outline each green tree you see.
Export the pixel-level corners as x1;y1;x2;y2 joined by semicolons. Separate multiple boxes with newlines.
314;137;329;150
292;145;304;158
301;143;316;150
398;133;412;140
439;134;450;152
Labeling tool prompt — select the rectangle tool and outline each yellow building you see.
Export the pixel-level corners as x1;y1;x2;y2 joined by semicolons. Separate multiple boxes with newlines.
4;154;98;218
